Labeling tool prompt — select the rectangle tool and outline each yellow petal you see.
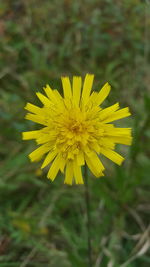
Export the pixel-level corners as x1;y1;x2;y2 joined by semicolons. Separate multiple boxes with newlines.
36;129;56;144
77;150;85;166
43;84;53;99
99;103;120;121
107;136;132;145
100;148;124;165
102;107;131;123
81;74;94;106
89;91;98;104
29;144;50;162
96;82;111;105
22;130;40;140
61;76;72;99
85;151;105;177
89;142;101;153
24;103;43;115
59;156;66;173
47;155;61;181
36;92;51;106
36;135;53;145
53;90;65;110
73;76;82;106
25;113;47;126
85;155;104;178
44;85;63;107
64;161;73;185
104;127;132;145
73;161;84;184
88;151;105;171
104;127;132;136
41;150;57;169
53;89;63;102
99;138;115;150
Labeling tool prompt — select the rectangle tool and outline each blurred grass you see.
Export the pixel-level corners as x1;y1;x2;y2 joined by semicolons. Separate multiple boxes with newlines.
0;0;150;266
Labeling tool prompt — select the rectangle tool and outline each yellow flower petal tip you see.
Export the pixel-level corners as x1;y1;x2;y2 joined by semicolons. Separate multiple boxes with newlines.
23;74;132;185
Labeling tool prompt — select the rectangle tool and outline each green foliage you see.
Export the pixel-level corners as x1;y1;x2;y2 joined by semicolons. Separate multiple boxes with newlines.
0;0;150;266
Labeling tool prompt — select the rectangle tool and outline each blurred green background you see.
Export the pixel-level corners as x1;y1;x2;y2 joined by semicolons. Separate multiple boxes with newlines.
0;0;150;266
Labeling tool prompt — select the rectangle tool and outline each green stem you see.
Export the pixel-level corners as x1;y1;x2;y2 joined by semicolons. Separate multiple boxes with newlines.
84;164;92;267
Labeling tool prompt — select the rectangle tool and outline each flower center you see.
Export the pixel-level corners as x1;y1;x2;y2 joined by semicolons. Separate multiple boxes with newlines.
70;121;84;134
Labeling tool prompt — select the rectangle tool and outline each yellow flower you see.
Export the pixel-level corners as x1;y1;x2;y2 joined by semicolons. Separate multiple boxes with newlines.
22;74;132;185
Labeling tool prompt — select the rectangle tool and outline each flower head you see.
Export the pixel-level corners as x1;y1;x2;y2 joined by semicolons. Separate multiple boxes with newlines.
22;74;132;185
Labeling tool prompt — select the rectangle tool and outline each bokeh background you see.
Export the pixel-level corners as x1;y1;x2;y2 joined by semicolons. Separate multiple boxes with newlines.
0;0;150;266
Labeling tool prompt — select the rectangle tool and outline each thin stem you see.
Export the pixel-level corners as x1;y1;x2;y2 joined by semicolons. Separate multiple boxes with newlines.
84;164;92;267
